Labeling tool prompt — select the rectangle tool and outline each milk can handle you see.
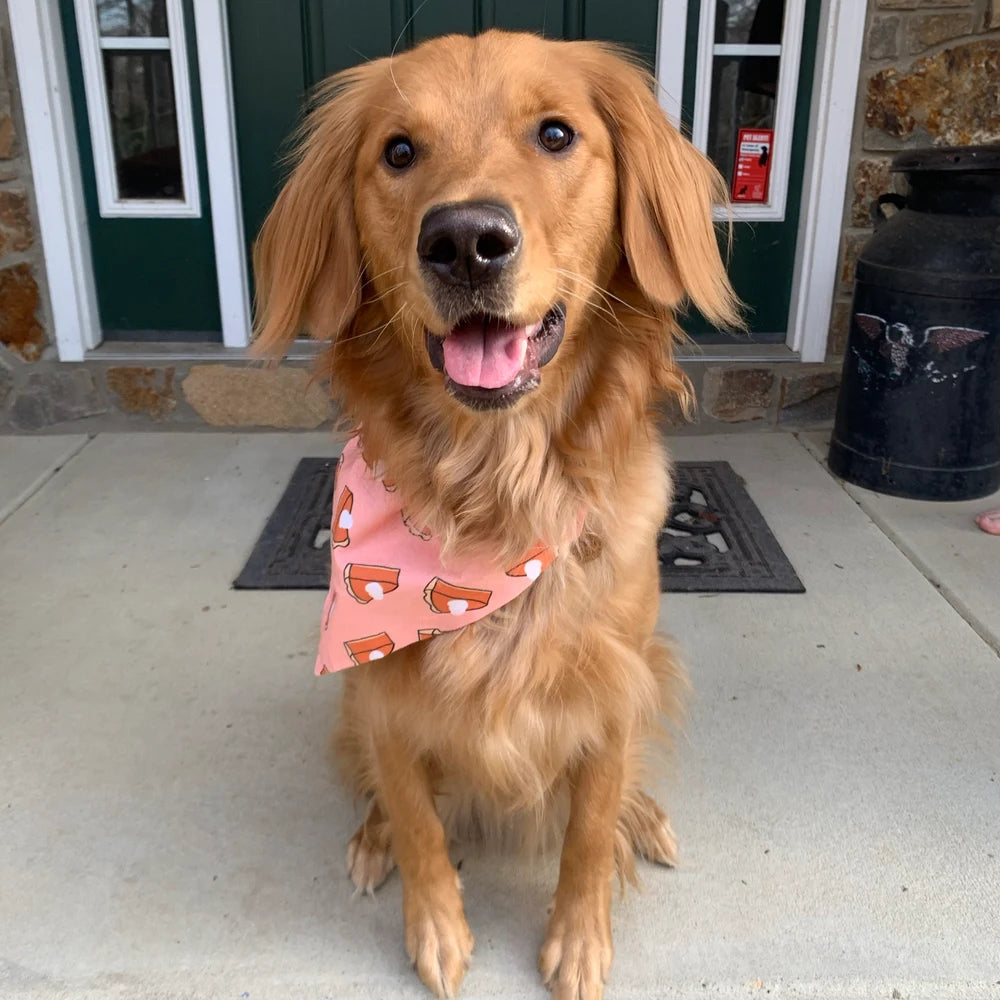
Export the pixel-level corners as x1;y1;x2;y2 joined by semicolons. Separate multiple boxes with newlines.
872;193;907;228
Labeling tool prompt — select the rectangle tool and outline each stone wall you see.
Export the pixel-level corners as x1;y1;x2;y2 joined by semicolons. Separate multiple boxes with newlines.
0;354;840;434
829;0;1000;358
0;0;50;390
0;356;339;432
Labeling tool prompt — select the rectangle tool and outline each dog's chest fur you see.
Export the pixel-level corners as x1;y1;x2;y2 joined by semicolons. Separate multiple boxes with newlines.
402;536;656;810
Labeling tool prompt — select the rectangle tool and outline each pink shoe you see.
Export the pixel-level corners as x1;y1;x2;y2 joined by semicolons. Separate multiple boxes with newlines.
974;508;1000;535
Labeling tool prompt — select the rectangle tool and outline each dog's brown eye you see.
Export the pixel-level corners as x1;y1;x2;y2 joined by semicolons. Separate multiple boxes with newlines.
538;120;574;153
384;136;415;169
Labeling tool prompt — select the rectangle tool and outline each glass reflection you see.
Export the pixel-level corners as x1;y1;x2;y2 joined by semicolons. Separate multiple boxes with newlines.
714;0;785;45
707;56;778;190
97;0;169;38
103;50;183;199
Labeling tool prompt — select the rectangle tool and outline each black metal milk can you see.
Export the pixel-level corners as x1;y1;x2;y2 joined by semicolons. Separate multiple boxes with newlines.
828;145;1000;501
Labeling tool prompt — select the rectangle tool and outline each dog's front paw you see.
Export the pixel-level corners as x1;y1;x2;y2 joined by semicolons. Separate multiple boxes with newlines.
624;789;678;867
347;799;395;895
404;873;474;998
539;895;613;1000
347;821;395;895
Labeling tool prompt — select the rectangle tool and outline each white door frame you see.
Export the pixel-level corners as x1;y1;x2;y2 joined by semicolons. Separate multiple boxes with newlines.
12;0;861;362
191;0;252;348
787;0;867;361
7;0;99;361
8;0;251;358
656;0;865;361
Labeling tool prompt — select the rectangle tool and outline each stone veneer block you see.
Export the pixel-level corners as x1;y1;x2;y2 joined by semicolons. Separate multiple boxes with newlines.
868;16;900;60
0;114;17;159
0;358;12;409
905;12;974;54
778;367;842;428
840;230;873;290
106;366;177;420
866;41;1000;147
0;264;44;361
828;300;853;359
779;368;842;410
0;190;33;255
701;366;777;422
851;158;893;227
9;369;106;430
182;365;332;429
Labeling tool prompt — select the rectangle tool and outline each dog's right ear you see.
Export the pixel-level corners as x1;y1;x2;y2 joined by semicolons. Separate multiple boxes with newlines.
252;68;371;357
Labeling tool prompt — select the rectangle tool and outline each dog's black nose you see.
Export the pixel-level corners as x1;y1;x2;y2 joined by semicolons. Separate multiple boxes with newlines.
417;202;521;288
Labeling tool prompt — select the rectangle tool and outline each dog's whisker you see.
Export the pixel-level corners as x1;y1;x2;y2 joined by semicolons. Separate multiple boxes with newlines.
554;269;631;313
365;265;405;285
364;261;404;278
554;282;627;335
370;305;406;354
332;252;376;342
556;281;617;320
354;304;408;383
551;271;628;325
553;267;656;321
387;0;432;107
338;307;405;347
374;280;412;297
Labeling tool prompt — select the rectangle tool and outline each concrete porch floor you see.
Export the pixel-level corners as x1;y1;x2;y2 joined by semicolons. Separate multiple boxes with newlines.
1;430;998;1000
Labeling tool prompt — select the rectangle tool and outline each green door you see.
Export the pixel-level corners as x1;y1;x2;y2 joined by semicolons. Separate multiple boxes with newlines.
60;0;221;341
228;0;660;292
229;0;819;343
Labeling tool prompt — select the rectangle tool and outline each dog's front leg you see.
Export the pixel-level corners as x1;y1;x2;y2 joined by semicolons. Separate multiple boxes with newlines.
373;730;474;998
540;731;625;1000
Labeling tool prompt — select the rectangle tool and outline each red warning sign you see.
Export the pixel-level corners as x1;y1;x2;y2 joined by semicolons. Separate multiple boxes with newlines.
731;128;774;204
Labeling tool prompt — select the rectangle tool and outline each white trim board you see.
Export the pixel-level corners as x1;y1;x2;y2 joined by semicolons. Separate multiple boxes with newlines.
7;0;101;360
192;0;252;348
654;0;688;126
99;36;172;50
788;0;867;362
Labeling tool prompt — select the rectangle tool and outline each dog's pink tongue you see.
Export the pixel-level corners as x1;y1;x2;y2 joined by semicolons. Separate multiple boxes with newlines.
442;319;529;389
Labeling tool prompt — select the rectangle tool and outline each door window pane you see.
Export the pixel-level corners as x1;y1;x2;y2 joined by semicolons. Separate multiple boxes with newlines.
714;0;785;45
102;50;183;199
97;0;169;38
707;54;778;189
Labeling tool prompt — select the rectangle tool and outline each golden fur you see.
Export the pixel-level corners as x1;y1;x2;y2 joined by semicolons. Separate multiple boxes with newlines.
253;31;740;1000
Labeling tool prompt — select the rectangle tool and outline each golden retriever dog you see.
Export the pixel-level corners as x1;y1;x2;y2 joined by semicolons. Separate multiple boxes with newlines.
254;30;739;1000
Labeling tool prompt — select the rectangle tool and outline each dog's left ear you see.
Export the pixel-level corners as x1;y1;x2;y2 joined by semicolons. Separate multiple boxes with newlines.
252;68;372;357
583;45;742;330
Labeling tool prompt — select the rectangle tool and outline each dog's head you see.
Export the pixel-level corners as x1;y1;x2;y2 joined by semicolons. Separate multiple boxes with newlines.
254;31;739;415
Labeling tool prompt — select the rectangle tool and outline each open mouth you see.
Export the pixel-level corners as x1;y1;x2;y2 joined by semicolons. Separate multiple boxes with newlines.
425;305;566;410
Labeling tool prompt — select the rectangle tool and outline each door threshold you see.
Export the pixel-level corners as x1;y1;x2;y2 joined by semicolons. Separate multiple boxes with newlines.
85;339;323;363
678;343;801;363
86;340;801;365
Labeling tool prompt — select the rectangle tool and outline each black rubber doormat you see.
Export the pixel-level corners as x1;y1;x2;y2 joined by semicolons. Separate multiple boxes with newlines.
234;458;803;594
660;462;804;593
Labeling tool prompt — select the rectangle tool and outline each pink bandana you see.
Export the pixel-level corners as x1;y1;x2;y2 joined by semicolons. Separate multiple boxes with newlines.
315;437;561;674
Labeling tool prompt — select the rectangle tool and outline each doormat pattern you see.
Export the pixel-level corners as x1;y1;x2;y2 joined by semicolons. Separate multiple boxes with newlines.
235;458;803;594
660;462;804;593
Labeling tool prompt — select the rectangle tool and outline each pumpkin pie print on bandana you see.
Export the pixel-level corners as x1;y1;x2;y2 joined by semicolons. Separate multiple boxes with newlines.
315;436;570;674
